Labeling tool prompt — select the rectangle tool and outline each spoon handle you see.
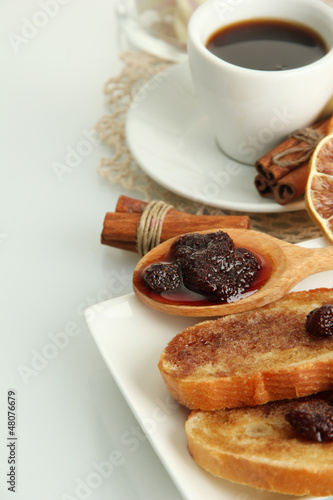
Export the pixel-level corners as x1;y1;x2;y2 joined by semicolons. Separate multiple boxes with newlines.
285;243;333;281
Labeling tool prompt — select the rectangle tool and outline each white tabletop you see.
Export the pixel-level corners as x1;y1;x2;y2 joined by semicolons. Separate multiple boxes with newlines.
1;1;183;499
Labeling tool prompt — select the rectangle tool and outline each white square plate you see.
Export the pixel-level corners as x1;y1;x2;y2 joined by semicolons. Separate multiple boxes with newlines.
85;237;332;500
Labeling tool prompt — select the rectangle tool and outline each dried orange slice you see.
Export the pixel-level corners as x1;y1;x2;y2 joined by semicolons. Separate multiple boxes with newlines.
305;133;333;243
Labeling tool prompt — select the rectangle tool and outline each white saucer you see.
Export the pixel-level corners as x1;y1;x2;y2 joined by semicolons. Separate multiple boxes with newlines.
126;62;305;213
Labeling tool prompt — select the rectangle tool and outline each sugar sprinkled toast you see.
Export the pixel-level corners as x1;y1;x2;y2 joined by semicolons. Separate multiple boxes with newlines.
185;393;333;496
158;288;333;410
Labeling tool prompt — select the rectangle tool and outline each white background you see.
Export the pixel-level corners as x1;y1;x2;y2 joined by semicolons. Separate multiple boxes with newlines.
1;1;183;499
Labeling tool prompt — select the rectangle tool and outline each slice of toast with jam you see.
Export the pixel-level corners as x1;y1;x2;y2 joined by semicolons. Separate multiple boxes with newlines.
158;288;333;410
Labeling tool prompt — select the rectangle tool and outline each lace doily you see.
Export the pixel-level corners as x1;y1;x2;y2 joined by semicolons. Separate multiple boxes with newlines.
95;50;323;244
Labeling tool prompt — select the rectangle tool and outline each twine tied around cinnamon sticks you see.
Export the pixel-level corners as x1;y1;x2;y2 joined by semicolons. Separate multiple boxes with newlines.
136;200;173;256
101;195;251;253
255;117;332;205
271;127;325;168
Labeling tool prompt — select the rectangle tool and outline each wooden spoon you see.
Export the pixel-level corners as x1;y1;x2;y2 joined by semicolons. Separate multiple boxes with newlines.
132;228;333;317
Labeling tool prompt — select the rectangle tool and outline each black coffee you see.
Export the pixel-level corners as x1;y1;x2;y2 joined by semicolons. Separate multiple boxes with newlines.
206;19;328;71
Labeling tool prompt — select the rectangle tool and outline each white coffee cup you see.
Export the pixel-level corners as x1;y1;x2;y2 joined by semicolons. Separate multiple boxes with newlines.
187;0;333;165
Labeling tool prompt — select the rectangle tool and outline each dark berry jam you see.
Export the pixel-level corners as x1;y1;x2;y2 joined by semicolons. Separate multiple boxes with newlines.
136;231;273;306
143;262;182;292
305;304;333;337
286;398;333;442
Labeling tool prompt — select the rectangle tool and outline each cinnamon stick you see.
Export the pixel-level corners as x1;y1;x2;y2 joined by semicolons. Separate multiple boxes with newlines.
254;175;273;198
115;195;156;214
272;162;309;205
254;116;333;205
102;196;251;252
255;118;330;185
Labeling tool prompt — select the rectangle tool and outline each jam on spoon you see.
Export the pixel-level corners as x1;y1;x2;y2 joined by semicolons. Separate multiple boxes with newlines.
138;231;272;306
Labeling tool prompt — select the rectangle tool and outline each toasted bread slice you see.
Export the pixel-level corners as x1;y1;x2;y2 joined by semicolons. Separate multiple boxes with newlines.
185;394;333;496
158;288;333;410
